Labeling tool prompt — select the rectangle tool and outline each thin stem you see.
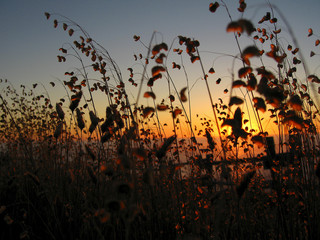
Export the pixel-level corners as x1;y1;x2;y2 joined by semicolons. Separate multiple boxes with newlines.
196;47;226;160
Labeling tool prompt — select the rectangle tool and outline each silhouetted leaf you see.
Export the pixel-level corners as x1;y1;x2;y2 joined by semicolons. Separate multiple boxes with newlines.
238;67;252;78
152;43;168;55
144;91;156;99
190;55;200;63
229;96;244;106
155;53;166;64
308;75;320;83
180;87;188;102
246;73;257;91
238;0;246;12
172;108;182;118
253;97;266;113
157;104;169;111
287;94;303;111
241;46;260;65
172;62;181;69
44;12;50;19
209;2;220;13
209;67;215;74
238;19;255;35
232;80;246;88
143;107;154;118
151;66;166;77
283;113;304;130
133;35;140;41
227;21;242;33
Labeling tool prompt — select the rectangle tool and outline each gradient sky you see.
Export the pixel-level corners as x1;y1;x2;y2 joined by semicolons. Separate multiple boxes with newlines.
1;0;320;137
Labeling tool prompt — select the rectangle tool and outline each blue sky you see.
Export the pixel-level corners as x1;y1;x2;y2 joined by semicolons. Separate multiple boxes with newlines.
2;0;319;84
1;0;320;135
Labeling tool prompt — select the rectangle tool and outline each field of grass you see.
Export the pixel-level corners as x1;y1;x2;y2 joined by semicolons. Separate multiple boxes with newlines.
1;1;320;239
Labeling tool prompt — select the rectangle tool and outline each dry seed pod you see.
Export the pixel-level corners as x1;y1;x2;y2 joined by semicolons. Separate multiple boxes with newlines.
54;122;63;139
156;136;176;160
63;23;68;31
56;103;65;120
76;108;85;130
69;91;82;112
238;0;246;12
89;111;99;133
205;129;216;151
68;29;74;36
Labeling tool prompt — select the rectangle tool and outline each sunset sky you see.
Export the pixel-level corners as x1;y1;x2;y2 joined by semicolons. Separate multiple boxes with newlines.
1;0;320;138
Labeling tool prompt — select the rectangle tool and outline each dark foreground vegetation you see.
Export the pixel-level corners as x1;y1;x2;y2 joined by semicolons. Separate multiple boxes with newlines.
1;1;320;239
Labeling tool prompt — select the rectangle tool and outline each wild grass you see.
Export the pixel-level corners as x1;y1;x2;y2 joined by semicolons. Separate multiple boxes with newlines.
1;1;320;239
